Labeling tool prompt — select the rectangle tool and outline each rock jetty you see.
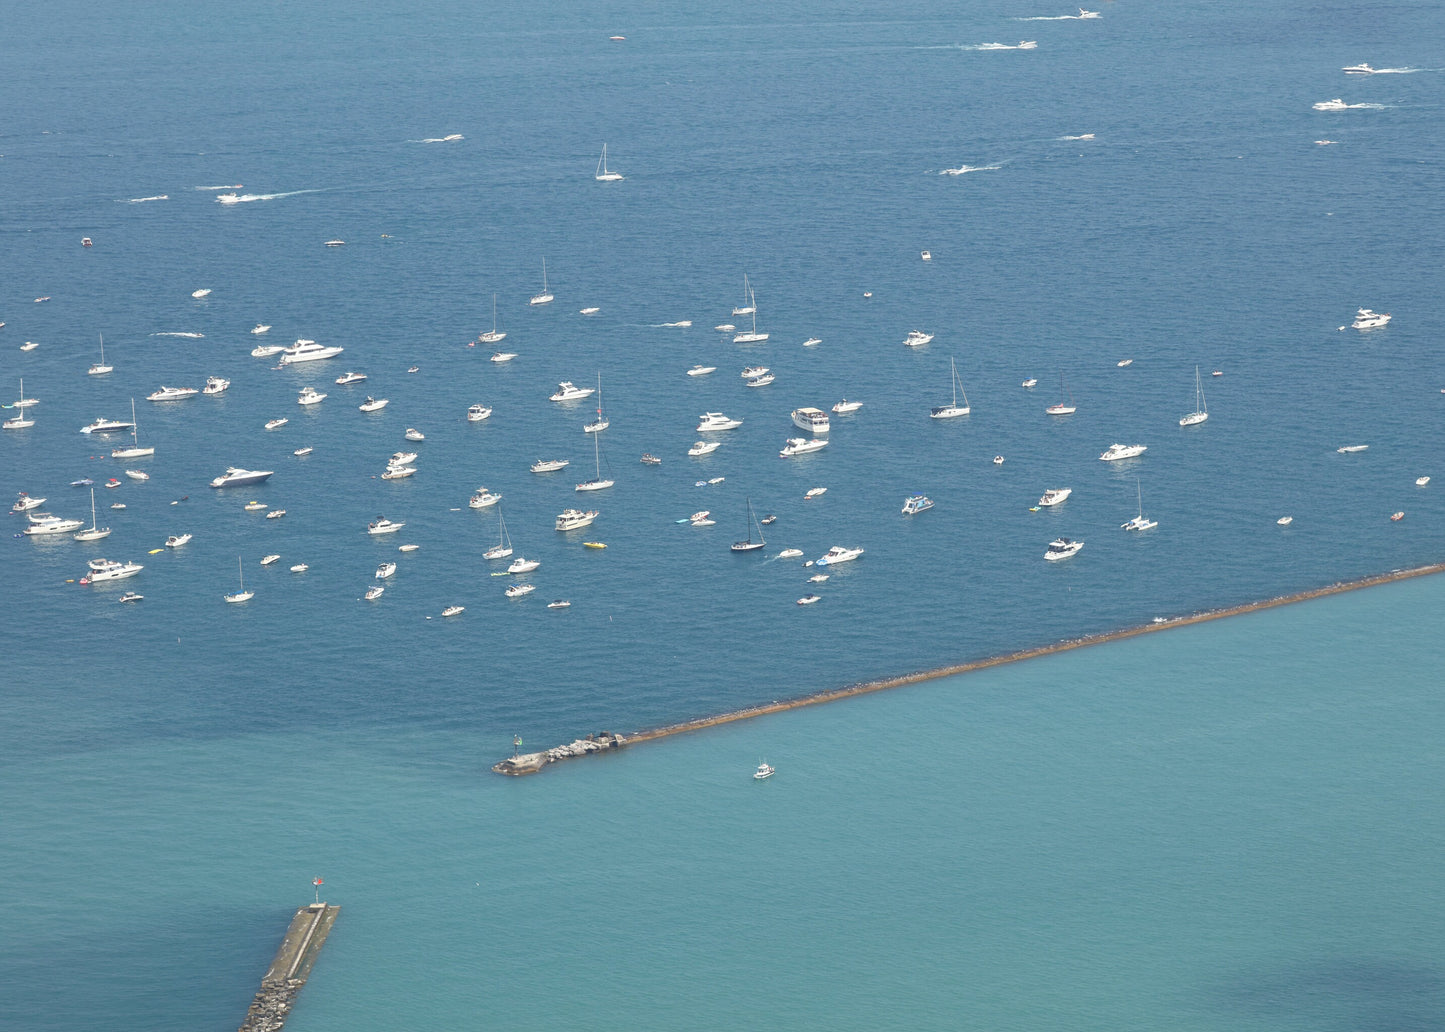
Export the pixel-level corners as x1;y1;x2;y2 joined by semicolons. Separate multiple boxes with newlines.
492;732;625;775
238;903;339;1032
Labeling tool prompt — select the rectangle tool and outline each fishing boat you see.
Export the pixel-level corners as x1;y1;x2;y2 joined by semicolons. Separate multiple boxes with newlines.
224;557;253;603
1179;366;1208;426
930;358;970;418
730;498;767;552
595;143;624;182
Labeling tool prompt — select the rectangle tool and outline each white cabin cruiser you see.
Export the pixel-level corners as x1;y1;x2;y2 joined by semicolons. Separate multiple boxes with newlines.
202;376;230;395
1099;443;1147;461
549;381;594;402
367;518;405;534
697;412;743;432
358;396;388;412
467;404;492;422
279;340;344;364
80;417;135;435
815;545;864;566
791;407;830;434
1038;488;1071;507
555;508;598;531
904;331;934;347
780;437;828;457
1044;538;1084;561
297;387;327;405
469;488;501;509
147;385;199;402
687;365;717;377
831;399;863;414
1351;308;1391;329
251;344;286;357
335;371;368;385
209;467;274;488
531;458;569;473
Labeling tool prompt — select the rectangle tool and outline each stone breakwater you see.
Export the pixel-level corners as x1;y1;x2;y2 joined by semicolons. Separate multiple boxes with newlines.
492;561;1445;776
238;903;340;1032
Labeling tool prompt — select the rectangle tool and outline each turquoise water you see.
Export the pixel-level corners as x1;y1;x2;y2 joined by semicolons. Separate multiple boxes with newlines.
4;0;1445;1027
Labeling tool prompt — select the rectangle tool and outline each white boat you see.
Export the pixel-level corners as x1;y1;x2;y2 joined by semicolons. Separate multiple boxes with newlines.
931;358;971;419
467;404;492;422
583;374;608;432
1117;359;1133;368
88;334;113;375
1121;479;1157;531
1277;516;1293;526
380;466;414;480
265;508;287;519
689;440;721;456
80;415;136;435
505;583;535;598
1180;366;1209;426
1351;308;1391;329
18;341;38;352
508;556;540;574
902;493;933;515
484;510;514;560
358;396;388;412
832;399;863;414
291;563;309;573
1047;375;1076;415
224;557;253;603
555;508;598;531
335;371;368;385
791;407;830;434
3;410;34;430
293;446;313;457
746;373;775;387
390;452;417;465
531;458;569;473
192;288;212;299
1313;98;1350;111
490;352;517;363
1343;63;1376;74
579;307;599;315
478;294;507;343
993;455;1005;465
697;412;743;432
470;488;502;509
809;574;829;583
118;592;142;603
24;513;85;535
81;559;144;583
147;385;199;402
690;510;715;526
796;595;821;606
529;259;554;305
715;324;735;333
260;554;281;566
166;533;192;547
398;544;419;552
202;376;230;395
367;517;405;534
780;437;828;457
210;467;273;488
687;365;717;377
13;493;45;512
921;250;932;261
576;428;614;491
1021;378;1038;388
732;274;756;316
74;489;111;541
777;548;804;559
244;501;268;512
364;585;385;601
405;428;424;442
1417;477;1431;487
904;330;934;347
124;469;149;481
546;599;570;609
251;324;271;335
1099;443;1147;461
442;605;464;617
640;453;661;465
1038;487;1072;507
325;239;344;247
550;380;594;402
815;545;864;566
804;487;827;499
802;337;822;347
376;562;397;579
731;497;767;552
1337;444;1369;454
251;344;286;357
298;387;327;406
1044;537;1084;561
754;762;775;779
264;418;288;430
733;281;769;343
279;340;344;364
595;143;624;182
741;366;770;380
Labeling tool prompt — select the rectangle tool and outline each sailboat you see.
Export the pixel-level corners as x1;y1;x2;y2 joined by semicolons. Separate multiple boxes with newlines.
478;294;506;343
584;374;609;433
484;509;514;560
73;488;112;541
732;281;769;344
1121;477;1158;531
529;259;554;306
730;497;767;552
595;143;624;182
930;358;971;418
224;556;254;603
732;274;756;316
112;399;154;458
1179;366;1208;426
576;422;614;491
1046;374;1076;415
2;380;35;430
88;334;113;375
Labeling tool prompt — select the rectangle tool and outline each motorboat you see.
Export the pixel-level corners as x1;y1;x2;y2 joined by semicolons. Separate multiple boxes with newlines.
1121;479;1157;531
1391;511;1404;522
490;352;517;363
335;371;368;385
25;514;85;536
381;466;415;480
796;595;821;606
549;381;594;402
13;493;45;512
118;592;142;603
1343;63;1376;74
584;541;606;549
689;511;715;526
804;487;827;500
754;762;775;779
1180;366;1209;426
260;554;281;566
902;493;933;515
780;437;828;457
1117;359;1133;368
1038;487;1072;507
531;458;569;473
904;331;934;347
376;562;397;579
202;376;230;395
760;514;777;525
921;249;932;262
124;469;149;481
291;563;309;573
364;585;385;601
931;358;970;418
442;605;465;617
265;508;287;518
398;544;419;552
778;548;804;559
478;294;506;343
640;454;661;465
294;446;313;457
740;366;770;380
71;479;94;487
708;477;725;484
1277;516;1293;526
251;344;286;357
405;428;425;442
595;142;624;181
555;508;599;531
192;288;212;298
147;385;199;402
467;404;492;422
210;467;274;488
252;324;272;335
89;334;113;375
791;407;830;434
18;341;38;352
832;399;863;414
244;501;268;512
1351;308;1391;329
1313;98;1350;111
264;418;288;430
367;518;405;534
325;239;345;247
688;365;717;377
809;574;829;583
802;337;822;347
1417;477;1431;487
546;599;571;609
815;545;864;566
279;340;344;364
529;259;554;306
166;534;192;547
731;497;767;552
358;396;388;412
1044;537;1084;561
1021;378;1038;388
470;488;501;509
1099;443;1147;461
80;416;136;435
689;440;722;456
715;324;735;333
80;559;143;583
1337;444;1369;454
507;556;540;574
580;307;600;316
697;412;743;432
746;373;775;387
993;455;1006;465
505;583;535;598
390;452;418;466
298;387;327;405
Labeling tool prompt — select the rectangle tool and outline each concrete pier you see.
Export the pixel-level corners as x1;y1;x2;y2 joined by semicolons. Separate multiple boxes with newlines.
238;903;340;1032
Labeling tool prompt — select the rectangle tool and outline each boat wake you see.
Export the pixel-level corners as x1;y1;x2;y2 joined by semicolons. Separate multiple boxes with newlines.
195;185;243;191
215;189;320;204
1018;11;1101;19
1059;133;1096;141
1368;67;1420;74
1313;100;1389;110
657;321;693;328
121;195;169;203
939;163;1002;176
150;331;205;338
416;134;465;143
963;41;1039;50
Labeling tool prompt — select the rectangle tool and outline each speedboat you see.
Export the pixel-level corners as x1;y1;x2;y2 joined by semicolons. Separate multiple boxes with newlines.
778;548;804;559
746;373;775;387
265;508;287;518
335;371;368;385
264;418;288;430
358;396;388;412
469;488;501;508
796;595;821;606
166;534;192;547
80;559;144;583
124;469;149;481
579;308;600;315
531;458;569;473
13;493;45;512
832;399;863;414
1337;444;1369;454
442;605;465;617
1313;98;1350;111
1038;487;1072;507
809;574;829;583
1416;477;1430;487
405;428;425;442
202;376;230;395
690;512;715;526
1044;537;1084;561
584;541;606;549
251;344;286;357
715;324;735;333
507;556;540;574
804;487;827;499
1117;359;1133;368
1021;378;1038;388
490;352;517;363
780;437;828;457
192;288;212;298
754;762;775;779
505;582;536;598
815;545;864;566
689;440;721;456
555;508;599;531
364;585;385;601
298;387;327;405
147;385;199;402
550;381;594;402
1277;516;1293;526
687;365;717;377
375;562;397;579
251;324;272;335
80;417;136;435
390;452;418;466
210;467;273;488
244;501;268;512
1343;63;1376;74
697;412;743;432
367;518;405;534
902;493;933;515
802;337;822;347
904;331;934;347
760;514;777;525
740;366;770;380
546;599;571;609
260;554;281;566
279;340;344;364
118;592;142;603
993;456;1005;465
294;446;313;457
1351;308;1391;329
791;407;830;434
1099;443;1147;461
71;479;94;487
291;563;309;573
467;404;492;422
398;544;419;552
640;454;661;465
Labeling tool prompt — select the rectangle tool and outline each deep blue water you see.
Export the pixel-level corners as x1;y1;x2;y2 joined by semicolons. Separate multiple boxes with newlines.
3;1;1444;1028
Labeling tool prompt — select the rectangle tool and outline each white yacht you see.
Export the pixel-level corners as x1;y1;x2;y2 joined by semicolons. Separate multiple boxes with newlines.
470;488;501;509
508;556;540;574
595;143;624;181
467;404;492;422
741;366;770;380
529;259;554;306
1180;366;1209;426
88;334;113;375
367;517;405;534
210;467;274;488
902;493;934;515
3;410;34;430
1277;516;1294;526
380;466;415;480
147;385;199;402
1044;537;1084;561
375;562;397;579
715;324;735;332
731;498;767;552
1351;308;1391;329
549;381;594;402
251;343;286;358
780;437;828;457
478;294;506;343
358;396;388;412
251;324;272;335
166;533;192;547
24;513;84;535
491;352;517;363
202;376;230;395
931;358;970;419
687;365;717;377
791;407;830;434
391;451;419;467
583;375;608;432
80;416;136;435
335;371;368;385
689;440;721;456
796;595;821;606
244;501;268;512
1038;487;1072;507
555;508;599;531
531;458;569;473
118;591;142;603
298;387;327;405
746;373;775;387
697;412;743;432
12;493;45;512
1099;443;1147;461
81;559;144;583
815;545;864;566
279;340;344;364
904;331;934;347
1046;375;1077;415
832;399;863;415
264;418;288;430
1343;63;1376;74
579;307;599;316
505;582;535;598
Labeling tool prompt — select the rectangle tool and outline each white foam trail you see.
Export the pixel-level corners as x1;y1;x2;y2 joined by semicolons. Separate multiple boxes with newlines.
416;134;464;143
1372;67;1418;74
939;163;1002;176
121;195;169;203
1059;134;1096;141
1019;11;1099;20
658;321;693;328
150;332;205;338
195;185;243;191
215;189;320;205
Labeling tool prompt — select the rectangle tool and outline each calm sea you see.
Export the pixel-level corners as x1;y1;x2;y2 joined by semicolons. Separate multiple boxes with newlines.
3;0;1443;1028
